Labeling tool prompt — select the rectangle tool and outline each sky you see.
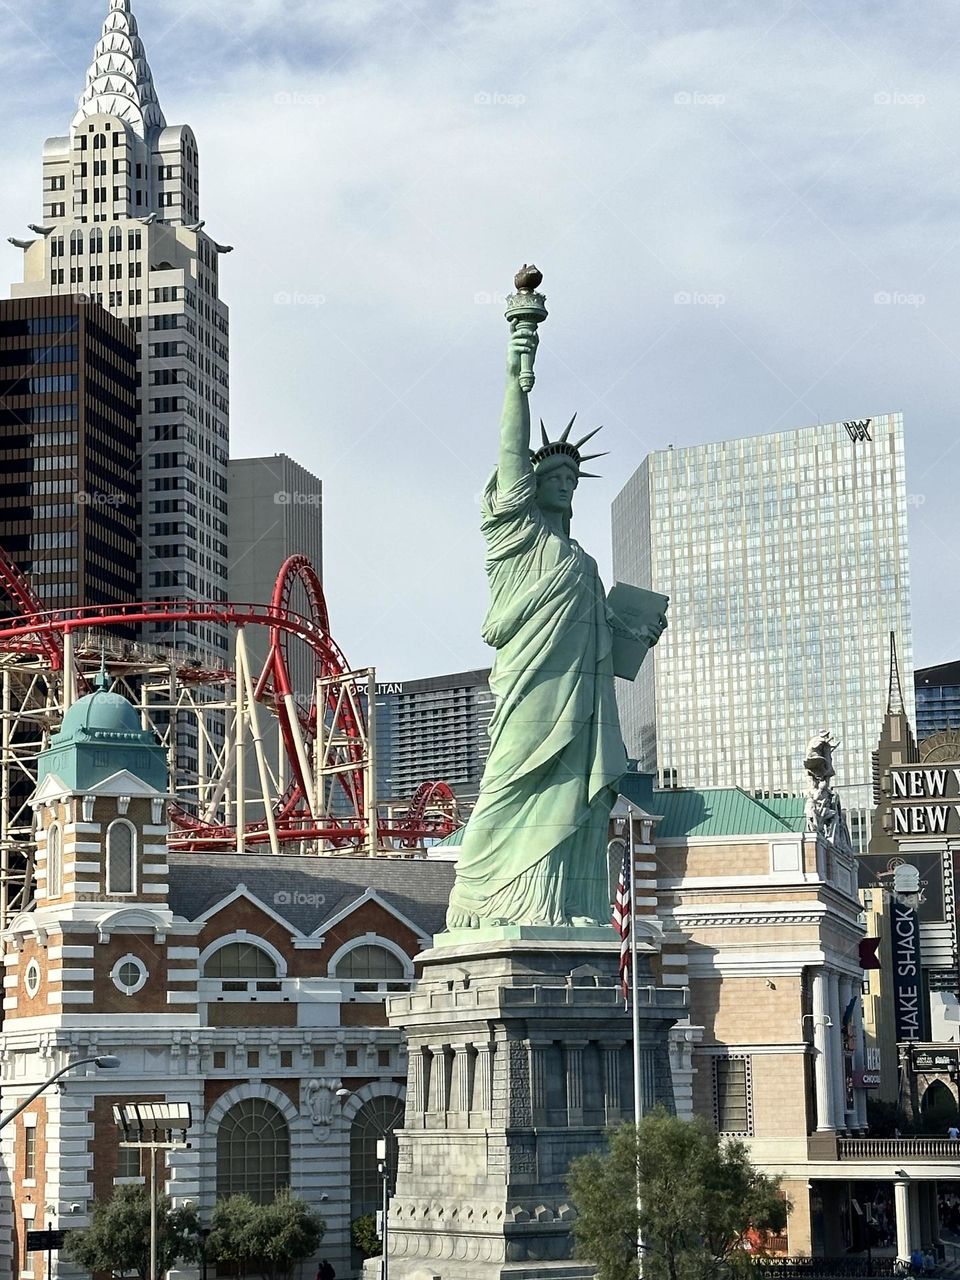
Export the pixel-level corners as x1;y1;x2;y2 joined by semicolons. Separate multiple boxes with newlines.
1;0;959;681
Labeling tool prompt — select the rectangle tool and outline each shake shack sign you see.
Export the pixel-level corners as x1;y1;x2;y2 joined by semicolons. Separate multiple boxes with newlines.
891;899;926;1042
884;766;960;837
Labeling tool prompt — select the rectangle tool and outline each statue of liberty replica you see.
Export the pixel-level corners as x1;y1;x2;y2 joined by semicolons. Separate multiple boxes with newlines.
380;269;678;1280
447;264;666;933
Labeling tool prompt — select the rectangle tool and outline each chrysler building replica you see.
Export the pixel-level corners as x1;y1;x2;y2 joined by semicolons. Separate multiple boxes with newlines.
10;0;231;679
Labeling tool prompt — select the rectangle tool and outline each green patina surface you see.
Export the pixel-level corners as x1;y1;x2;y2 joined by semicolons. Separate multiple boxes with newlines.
438;782;804;848
443;276;665;932
37;673;167;792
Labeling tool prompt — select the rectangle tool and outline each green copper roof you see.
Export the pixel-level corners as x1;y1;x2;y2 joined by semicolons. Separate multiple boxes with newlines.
435;777;804;847
651;787;805;839
37;673;167;792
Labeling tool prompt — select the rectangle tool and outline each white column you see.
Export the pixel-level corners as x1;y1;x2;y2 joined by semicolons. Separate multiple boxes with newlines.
812;969;835;1131
895;1179;914;1263
827;970;847;1133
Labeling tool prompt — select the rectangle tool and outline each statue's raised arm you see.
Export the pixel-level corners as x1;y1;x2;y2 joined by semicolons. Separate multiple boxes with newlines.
496;265;547;491
497;323;538;490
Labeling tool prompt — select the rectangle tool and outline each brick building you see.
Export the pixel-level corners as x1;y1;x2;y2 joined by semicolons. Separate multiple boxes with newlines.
0;671;454;1279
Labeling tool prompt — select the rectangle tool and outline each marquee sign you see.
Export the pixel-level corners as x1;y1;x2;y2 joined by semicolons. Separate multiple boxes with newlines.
883;765;960;838
911;1047;959;1074
891;898;926;1042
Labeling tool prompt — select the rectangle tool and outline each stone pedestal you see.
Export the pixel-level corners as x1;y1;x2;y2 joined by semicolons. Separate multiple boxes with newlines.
379;927;684;1280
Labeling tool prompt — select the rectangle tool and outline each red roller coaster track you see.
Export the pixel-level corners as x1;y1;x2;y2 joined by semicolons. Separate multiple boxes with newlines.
0;550;460;852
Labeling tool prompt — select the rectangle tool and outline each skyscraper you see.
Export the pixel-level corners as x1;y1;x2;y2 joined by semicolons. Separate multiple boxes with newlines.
376;669;495;810
9;0;230;665
914;660;960;742
0;295;138;617
612;413;914;844
228;454;323;703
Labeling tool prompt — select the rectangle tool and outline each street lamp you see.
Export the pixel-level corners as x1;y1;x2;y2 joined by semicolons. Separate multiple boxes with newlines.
0;1055;120;1130
113;1101;192;1280
377;1138;389;1280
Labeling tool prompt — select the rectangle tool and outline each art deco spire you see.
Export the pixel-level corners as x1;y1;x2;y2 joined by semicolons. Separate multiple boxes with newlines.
72;0;166;138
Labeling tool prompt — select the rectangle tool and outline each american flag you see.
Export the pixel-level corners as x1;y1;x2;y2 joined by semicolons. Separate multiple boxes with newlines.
612;840;631;1001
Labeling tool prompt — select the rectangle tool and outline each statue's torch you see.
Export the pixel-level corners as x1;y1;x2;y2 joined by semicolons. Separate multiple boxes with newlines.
504;264;547;393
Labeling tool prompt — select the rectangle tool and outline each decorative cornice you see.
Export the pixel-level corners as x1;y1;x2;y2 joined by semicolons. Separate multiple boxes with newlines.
72;0;166;138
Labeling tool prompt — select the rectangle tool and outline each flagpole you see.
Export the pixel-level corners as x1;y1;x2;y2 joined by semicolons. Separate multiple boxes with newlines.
628;804;644;1279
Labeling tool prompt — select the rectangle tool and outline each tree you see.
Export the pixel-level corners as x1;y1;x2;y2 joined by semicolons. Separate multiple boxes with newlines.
65;1183;199;1279
207;1189;324;1280
568;1109;788;1280
352;1212;383;1258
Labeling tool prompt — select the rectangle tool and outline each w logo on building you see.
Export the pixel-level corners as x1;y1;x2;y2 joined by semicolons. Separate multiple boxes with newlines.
843;418;872;442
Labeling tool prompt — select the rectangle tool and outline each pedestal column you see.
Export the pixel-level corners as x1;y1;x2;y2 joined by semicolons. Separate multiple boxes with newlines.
473;1042;494;1117
812;969;835;1131
604;1043;623;1124
429;1044;449;1114
565;1042;585;1126
528;1040;549;1125
453;1045;473;1115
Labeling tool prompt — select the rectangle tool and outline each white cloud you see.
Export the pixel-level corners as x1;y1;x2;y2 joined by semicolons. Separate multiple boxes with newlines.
2;0;960;679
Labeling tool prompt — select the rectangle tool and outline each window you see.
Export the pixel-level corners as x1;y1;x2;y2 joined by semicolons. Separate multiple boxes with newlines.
213;1051;227;1069
247;1051;260;1069
335;945;405;982
216;1099;289;1203
111;954;147;996
713;1056;752;1135
23;960;41;999
350;1095;403;1220
23;1125;36;1180
46;823;62;898
105;820;136;894
115;1143;141;1179
281;1051;293;1068
378;1049;391;1068
345;1049;358;1068
313;1049;326;1069
204;942;277;980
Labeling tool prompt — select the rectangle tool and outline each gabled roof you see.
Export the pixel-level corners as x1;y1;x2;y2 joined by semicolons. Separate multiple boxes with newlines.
650;787;805;839
167;852;456;938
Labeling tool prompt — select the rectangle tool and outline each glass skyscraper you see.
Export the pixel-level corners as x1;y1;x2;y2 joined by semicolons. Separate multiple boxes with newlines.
612;414;914;845
914;661;960;742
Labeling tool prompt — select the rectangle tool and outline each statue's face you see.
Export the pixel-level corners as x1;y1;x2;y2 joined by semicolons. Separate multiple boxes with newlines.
535;459;579;515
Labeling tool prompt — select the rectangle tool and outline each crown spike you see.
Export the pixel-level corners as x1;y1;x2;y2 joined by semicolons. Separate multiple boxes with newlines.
578;452;609;463
560;413;578;443
577;471;601;479
540;419;549;448
574;425;603;449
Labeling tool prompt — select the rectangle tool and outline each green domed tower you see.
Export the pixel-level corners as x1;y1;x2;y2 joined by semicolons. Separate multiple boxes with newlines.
38;666;168;794
30;666;171;912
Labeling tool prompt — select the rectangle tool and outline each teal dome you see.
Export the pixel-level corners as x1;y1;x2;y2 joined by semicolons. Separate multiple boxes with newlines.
37;669;168;793
59;687;144;739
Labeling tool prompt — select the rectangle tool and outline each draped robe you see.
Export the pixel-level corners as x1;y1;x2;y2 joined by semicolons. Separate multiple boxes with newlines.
444;467;627;929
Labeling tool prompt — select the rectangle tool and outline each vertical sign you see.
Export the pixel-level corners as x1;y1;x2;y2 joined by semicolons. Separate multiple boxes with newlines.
890;899;926;1041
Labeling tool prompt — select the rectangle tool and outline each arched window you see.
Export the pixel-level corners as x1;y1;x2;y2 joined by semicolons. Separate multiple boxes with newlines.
109;226;122;252
46;822;62;898
350;1095;404;1221
203;942;277;979
105;820;136;895
89;227;102;254
216;1098;289;1203
69;230;83;256
334;945;406;982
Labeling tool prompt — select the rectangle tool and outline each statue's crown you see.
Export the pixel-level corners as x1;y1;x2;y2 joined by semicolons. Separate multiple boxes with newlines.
530;415;607;478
